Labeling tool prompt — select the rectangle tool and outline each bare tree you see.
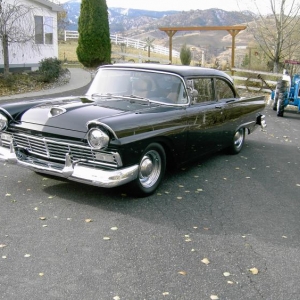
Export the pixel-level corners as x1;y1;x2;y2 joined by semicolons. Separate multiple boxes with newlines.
0;0;37;76
245;0;300;73
57;9;69;41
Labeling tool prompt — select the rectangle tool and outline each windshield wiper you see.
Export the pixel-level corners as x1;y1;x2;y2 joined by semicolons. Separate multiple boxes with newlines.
91;93;120;99
121;94;151;104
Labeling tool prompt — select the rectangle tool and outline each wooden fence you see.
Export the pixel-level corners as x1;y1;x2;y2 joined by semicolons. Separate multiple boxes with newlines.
64;30;180;59
232;68;282;92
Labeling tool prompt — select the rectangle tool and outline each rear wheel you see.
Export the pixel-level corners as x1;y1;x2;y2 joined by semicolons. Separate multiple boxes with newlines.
277;93;285;117
228;128;245;154
130;143;166;196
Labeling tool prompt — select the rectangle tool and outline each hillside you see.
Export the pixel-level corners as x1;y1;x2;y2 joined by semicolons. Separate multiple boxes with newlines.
62;1;257;65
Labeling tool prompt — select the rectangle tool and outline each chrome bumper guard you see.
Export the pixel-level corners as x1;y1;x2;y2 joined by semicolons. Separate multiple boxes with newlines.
0;144;139;188
257;114;267;130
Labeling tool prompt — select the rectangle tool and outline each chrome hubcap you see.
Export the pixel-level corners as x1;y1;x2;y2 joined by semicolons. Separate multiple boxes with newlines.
139;150;161;188
234;129;244;149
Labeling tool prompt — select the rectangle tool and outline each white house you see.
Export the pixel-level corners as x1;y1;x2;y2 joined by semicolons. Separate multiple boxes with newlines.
0;0;63;72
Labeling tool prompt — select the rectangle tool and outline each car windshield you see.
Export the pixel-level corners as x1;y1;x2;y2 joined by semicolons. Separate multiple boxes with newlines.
86;69;188;105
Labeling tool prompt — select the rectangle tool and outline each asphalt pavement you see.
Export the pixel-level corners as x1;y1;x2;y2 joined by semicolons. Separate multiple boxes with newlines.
0;68;92;102
1;69;300;299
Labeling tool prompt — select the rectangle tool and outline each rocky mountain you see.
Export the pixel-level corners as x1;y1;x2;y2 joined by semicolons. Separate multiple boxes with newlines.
63;0;256;34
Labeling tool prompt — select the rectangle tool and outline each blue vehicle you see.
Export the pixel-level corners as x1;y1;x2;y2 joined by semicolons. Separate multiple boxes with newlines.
271;60;300;117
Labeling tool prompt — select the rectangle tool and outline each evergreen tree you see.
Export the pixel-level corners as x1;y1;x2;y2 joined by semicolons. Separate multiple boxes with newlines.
180;44;192;66
76;0;111;67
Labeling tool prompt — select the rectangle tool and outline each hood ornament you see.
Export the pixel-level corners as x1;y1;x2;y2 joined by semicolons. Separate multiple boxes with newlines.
48;107;66;118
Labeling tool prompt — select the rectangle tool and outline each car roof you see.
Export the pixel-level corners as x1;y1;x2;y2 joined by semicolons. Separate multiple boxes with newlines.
100;63;233;82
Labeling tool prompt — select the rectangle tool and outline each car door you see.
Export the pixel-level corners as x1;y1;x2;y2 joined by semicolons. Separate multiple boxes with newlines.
185;77;228;160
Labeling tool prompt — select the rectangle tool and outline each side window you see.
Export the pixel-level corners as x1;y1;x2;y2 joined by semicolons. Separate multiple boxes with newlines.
215;79;235;100
189;78;215;103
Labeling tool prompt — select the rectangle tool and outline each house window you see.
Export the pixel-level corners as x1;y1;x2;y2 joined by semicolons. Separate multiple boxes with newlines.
34;16;53;45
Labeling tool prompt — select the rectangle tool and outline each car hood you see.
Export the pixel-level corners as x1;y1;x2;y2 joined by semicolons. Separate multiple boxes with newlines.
19;97;180;134
19;99;130;132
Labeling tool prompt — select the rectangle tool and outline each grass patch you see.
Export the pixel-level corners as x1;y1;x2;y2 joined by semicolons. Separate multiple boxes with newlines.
58;40;181;64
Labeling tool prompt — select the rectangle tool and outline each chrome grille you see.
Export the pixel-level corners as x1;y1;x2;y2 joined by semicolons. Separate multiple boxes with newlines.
12;133;118;167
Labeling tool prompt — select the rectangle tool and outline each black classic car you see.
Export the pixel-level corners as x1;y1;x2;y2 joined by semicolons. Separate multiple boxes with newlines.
0;64;266;195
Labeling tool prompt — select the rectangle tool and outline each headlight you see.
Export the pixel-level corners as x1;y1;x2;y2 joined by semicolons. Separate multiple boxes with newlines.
87;128;109;149
0;114;8;131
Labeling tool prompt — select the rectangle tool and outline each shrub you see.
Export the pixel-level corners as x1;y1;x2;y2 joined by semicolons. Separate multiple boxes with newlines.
2;74;16;88
39;57;63;83
180;44;192;66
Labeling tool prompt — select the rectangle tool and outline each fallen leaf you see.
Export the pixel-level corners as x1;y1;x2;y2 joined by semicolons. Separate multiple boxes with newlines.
85;219;93;223
178;271;187;275
201;258;210;265
249;267;259;275
210;295;219;300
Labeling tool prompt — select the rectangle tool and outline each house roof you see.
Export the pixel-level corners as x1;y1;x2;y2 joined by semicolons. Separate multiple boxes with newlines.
31;0;64;12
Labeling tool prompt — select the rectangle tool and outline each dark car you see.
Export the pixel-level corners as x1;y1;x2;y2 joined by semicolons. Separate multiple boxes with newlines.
0;64;266;195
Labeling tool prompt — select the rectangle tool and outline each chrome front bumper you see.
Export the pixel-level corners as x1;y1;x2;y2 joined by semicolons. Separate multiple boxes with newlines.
0;145;139;188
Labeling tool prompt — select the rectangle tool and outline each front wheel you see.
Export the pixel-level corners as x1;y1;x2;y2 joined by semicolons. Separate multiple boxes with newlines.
227;128;245;154
130;143;166;196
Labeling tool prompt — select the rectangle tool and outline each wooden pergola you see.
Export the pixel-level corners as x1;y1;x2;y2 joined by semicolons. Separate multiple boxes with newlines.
159;26;247;71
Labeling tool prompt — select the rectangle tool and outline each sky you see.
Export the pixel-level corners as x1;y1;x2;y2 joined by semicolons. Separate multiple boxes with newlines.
60;0;275;15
